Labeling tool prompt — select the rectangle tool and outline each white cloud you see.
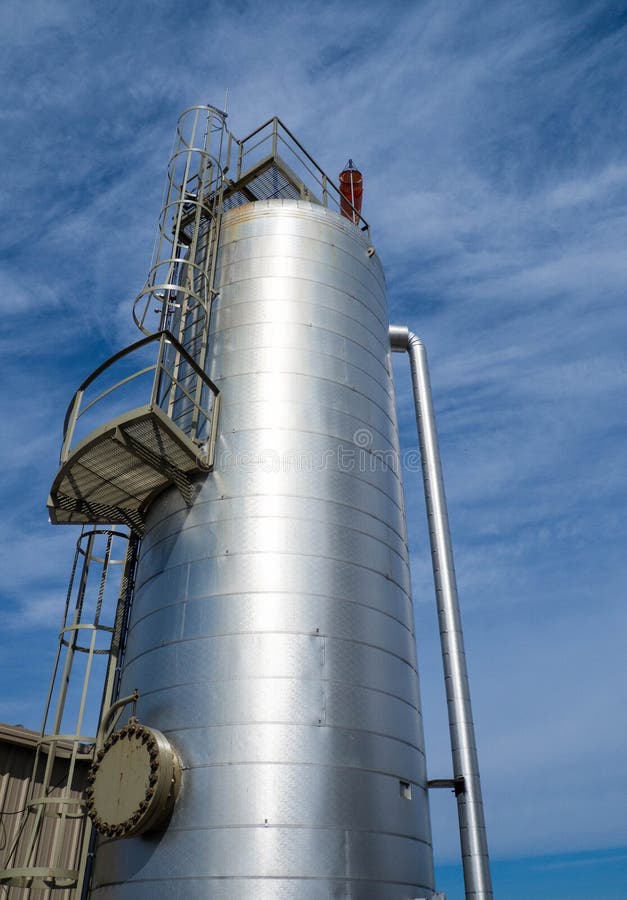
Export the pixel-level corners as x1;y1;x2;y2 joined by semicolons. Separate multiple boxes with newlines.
0;0;626;882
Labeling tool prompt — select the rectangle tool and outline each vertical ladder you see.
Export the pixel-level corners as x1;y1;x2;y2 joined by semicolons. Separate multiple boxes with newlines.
0;530;138;895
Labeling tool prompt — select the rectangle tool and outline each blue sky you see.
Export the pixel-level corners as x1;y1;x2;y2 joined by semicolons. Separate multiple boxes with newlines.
1;1;626;897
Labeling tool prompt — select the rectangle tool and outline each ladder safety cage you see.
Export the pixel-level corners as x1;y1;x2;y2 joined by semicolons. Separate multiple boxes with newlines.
133;105;230;339
0;529;137;894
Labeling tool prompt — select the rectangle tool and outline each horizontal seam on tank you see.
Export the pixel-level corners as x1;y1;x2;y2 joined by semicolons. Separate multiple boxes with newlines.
210;445;405;510
212;284;386;334
133;570;414;624
124;675;422;713
93;874;432;889
214;349;391;394
210;295;385;346
216;236;387;298
128;612;418;652
129;825;430;844
220;199;371;230
136;549;412;599
214;373;394;419
128;590;416;641
133;573;413;629
143;488;408;546
209;370;398;432
211;329;389;376
142;501;409;553
216;259;386;305
215;270;385;321
98;825;431;844
216;240;386;294
136;550;413;621
209;322;391;380
163;713;426;759
124;627;416;672
142;510;409;567
212;348;395;404
139;509;409;571
215;374;394;426
210;420;401;463
181;764;428;795
92;883;435;897
152;721;427;756
220;197;373;228
122;630;420;675
215;400;397;450
212;300;385;351
217;224;385;284
176;760;429;779
213;270;387;325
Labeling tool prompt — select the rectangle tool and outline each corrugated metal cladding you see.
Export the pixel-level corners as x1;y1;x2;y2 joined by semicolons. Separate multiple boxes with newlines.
0;724;88;900
90;200;435;899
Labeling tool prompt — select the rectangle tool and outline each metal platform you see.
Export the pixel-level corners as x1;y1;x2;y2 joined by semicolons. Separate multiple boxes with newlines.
49;405;206;532
47;331;220;535
221;116;369;227
223;153;311;210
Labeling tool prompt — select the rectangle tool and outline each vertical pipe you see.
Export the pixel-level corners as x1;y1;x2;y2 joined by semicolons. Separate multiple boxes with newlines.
390;325;493;900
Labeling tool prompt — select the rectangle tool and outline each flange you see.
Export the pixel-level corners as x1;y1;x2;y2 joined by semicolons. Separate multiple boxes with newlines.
85;721;180;839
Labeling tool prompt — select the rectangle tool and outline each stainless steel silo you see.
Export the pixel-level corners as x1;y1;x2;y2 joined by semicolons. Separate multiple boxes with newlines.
88;198;436;898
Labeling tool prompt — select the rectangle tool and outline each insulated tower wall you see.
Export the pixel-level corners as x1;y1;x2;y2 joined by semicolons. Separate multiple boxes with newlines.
89;200;436;898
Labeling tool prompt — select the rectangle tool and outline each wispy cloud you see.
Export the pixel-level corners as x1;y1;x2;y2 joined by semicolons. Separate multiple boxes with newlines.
0;0;626;887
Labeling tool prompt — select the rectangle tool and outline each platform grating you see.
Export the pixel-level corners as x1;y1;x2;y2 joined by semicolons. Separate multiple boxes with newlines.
48;407;206;534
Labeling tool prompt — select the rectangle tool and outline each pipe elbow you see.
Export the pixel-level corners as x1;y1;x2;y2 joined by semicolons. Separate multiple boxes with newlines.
407;330;422;351
389;324;410;352
388;324;422;353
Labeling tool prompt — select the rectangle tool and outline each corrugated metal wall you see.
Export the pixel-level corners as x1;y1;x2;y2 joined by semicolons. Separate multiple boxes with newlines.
0;724;89;899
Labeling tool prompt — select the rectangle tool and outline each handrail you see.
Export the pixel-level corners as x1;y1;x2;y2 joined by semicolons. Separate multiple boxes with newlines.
60;331;219;463
235;116;369;231
77;365;156;422
62;333;159;438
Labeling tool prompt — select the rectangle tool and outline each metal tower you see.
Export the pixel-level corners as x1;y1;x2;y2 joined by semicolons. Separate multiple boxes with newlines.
1;105;492;900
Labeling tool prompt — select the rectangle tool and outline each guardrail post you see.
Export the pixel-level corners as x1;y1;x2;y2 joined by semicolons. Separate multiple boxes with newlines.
61;391;83;462
151;334;167;408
